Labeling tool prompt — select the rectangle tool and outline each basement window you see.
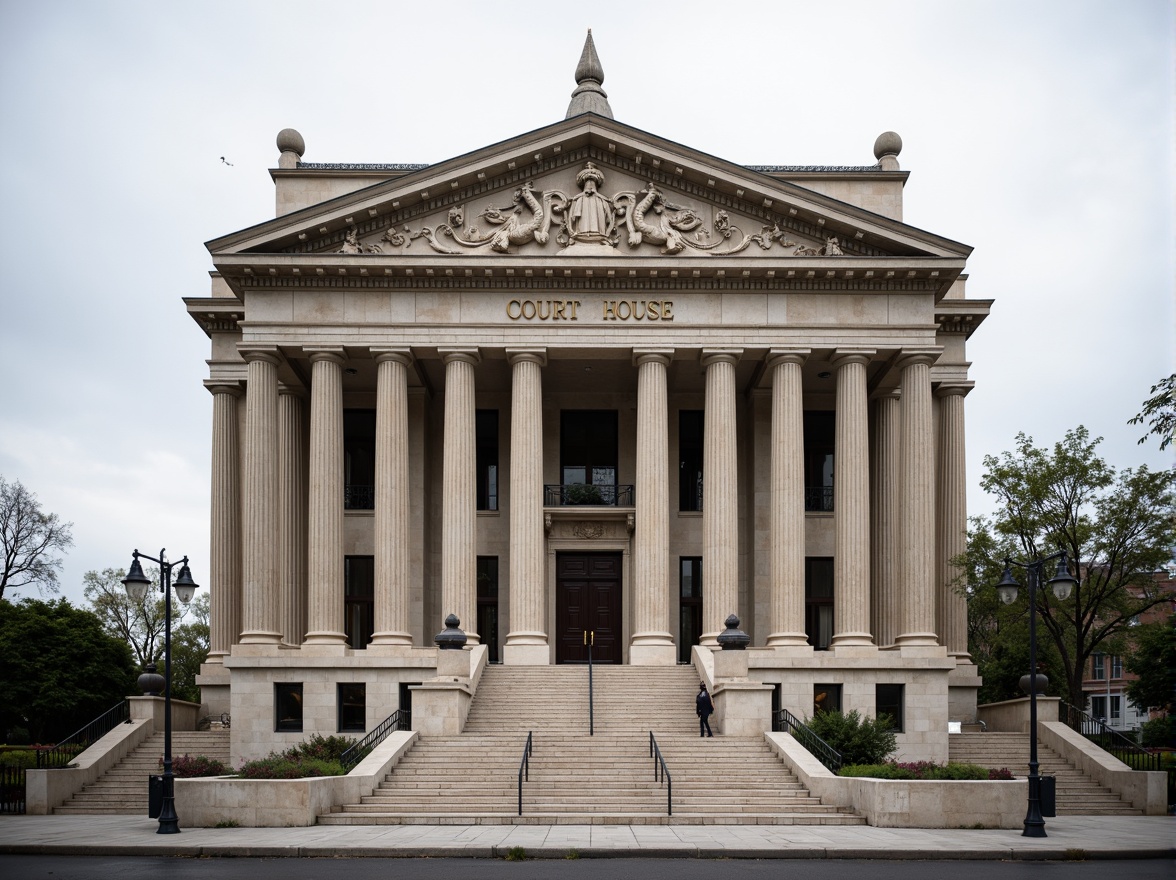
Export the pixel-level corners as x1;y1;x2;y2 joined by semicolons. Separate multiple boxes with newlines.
275;683;303;733
875;683;904;733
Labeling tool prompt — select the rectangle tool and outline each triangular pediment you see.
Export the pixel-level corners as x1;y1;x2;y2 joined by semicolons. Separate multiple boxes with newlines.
207;115;970;280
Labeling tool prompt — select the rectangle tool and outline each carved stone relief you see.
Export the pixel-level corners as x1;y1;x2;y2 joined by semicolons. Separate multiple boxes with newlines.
336;163;850;258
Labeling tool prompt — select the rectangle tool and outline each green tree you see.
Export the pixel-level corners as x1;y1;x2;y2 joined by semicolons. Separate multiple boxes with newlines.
0;598;136;743
974;427;1176;710
1128;373;1175;451
83;567;194;670
0;476;74;600
169;593;210;703
1122;613;1176;714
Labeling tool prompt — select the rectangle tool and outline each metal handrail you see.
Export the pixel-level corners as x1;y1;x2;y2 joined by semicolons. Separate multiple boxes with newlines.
36;700;131;769
339;708;411;771
649;732;672;816
543;484;634;507
1060;702;1161;771
586;630;595;735
517;731;534;816
772;708;843;772
804;486;834;512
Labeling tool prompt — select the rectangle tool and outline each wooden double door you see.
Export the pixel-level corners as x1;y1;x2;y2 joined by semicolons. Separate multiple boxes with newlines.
555;552;622;664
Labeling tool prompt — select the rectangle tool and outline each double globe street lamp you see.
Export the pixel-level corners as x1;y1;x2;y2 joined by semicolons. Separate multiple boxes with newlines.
994;549;1076;838
122;549;200;835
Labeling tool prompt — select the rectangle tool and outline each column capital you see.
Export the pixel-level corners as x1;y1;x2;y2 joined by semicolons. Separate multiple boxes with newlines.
766;348;810;369
632;348;673;367
871;387;901;402
304;346;347;366
277;382;307;399
506;348;548;367
237;344;282;366
371;346;414;366
700;348;742;368
829;348;875;369
934;382;974;399
438;347;481;366
894;347;942;371
204;380;242;398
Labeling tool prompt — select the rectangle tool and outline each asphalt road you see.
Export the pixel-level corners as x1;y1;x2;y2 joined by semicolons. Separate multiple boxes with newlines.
2;856;1174;880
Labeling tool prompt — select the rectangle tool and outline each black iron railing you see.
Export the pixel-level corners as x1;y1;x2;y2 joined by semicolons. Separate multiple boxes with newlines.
649;732;672;816
0;762;25;814
544;484;634;507
36;701;131;769
773;708;843;772
344;484;374;510
1060;702;1162;771
339;708;411;771
804;487;834;512
517;731;534;816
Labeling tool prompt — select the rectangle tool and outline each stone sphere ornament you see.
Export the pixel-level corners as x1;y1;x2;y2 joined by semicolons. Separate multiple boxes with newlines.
434;614;468;650
276;127;305;158
1019;672;1049;695
137;662;165;696
716;614;750;650
873;130;903;160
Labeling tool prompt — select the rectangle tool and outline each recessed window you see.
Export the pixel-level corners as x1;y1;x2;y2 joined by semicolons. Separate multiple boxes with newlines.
345;556;374;649
477;556;499;663
476;409;499;511
275;683;303;732
678;410;703;512
875;683;904;733
1111;655;1122;679
679;557;702;664
803;411;834;512
814;683;842;715
338;683;366;733
805;558;834;650
344;409;376;509
1092;654;1106;680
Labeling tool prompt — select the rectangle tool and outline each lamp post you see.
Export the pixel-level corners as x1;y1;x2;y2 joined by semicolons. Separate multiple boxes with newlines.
994;549;1076;838
122;548;199;835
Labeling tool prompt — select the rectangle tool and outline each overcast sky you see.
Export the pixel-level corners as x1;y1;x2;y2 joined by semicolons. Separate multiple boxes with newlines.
1;0;1172;609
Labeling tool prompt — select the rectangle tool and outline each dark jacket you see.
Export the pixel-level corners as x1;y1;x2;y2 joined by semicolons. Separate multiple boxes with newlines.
696;690;714;717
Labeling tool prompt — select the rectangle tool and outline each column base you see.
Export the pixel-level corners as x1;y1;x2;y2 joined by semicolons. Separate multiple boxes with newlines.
765;632;810;648
895;632;940;648
829;631;874;648
238;630;283;645
302;631;348;647
370;631;414;646
503;643;550;665
630;644;678;666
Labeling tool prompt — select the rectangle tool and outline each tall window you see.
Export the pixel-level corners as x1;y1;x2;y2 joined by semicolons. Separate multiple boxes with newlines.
1092;654;1106;680
1111;655;1123;679
814;683;842;715
477;556;499;663
337;683;366;733
476;409;499;511
560;410;618;501
803;411;835;511
876;683;904;732
805;557;834;650
344;556;374;649
679;410;704;511
275;683;303;732
679;557;703;663
344;409;376;509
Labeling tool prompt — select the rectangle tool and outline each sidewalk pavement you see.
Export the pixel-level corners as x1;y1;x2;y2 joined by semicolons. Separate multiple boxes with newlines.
0;815;1172;860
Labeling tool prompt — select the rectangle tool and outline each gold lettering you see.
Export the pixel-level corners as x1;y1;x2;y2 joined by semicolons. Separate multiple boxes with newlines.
507;299;522;320
522;300;536;319
569;300;580;320
646;301;661;320
537;300;551;320
661;300;673;321
603;300;617;320
553;301;566;320
617;300;632;320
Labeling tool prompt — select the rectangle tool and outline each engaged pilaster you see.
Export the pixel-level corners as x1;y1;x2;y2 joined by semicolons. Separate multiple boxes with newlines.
440;348;481;645
303;348;347;646
870;389;902;647
765;350;810;648
830;350;874;648
278;386;307;647
504;349;548;664
700;349;741;645
371;349;414;646
207;382;242;661
239;347;282;645
936;384;972;660
631;349;676;664
895;350;940;648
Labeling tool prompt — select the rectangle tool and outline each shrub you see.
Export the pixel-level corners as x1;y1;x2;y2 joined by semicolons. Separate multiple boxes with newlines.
236;755;345;779
1139;716;1175;749
806;710;896;766
838;761;1012;781
287;734;355;763
168;754;228;778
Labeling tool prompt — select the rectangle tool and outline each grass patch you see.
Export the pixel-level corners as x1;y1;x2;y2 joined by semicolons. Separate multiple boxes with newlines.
505;846;527;861
214;818;240;828
1065;848;1088;861
565;848;580;859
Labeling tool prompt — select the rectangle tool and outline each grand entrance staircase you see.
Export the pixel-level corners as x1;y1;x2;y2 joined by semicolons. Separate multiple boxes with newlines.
53;730;231;815
948;732;1142;816
320;665;864;825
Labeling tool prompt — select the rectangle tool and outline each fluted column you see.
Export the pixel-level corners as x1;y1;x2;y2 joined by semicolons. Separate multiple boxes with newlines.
207;383;242;660
700;349;741;645
504;349;548;663
937;384;971;660
304;348;347;645
895;351;939;647
440;348;481;644
766;349;810;647
278;386;307;647
371;349;414;646
830;350;874;648
870;390;902;647
239;347;282;644
631;349;675;663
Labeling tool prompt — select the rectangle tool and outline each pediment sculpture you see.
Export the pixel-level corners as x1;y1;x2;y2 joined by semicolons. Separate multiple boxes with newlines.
338;162;846;258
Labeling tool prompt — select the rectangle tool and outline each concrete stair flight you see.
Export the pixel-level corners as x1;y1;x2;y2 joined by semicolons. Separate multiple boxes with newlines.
321;665;864;825
948;731;1142;816
53;730;231;815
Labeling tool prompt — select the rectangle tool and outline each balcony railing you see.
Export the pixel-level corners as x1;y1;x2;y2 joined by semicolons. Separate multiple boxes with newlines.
804;487;834;512
545;484;634;507
345;484;374;510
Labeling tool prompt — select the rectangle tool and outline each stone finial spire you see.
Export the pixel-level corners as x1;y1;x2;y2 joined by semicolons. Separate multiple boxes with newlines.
566;29;613;119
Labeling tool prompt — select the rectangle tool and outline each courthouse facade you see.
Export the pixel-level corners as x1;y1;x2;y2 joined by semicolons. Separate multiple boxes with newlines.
191;35;989;762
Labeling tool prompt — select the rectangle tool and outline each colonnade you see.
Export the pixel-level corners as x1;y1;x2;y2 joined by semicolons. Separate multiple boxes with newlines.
205;343;970;664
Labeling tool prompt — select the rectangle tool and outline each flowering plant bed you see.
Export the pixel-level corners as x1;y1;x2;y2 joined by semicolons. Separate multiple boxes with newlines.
839;760;1014;780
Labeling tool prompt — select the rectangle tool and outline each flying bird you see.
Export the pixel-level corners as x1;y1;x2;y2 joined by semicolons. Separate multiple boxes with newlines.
220;156;234;166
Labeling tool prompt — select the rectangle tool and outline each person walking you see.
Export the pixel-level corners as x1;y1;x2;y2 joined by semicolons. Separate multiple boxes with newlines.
696;682;715;737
